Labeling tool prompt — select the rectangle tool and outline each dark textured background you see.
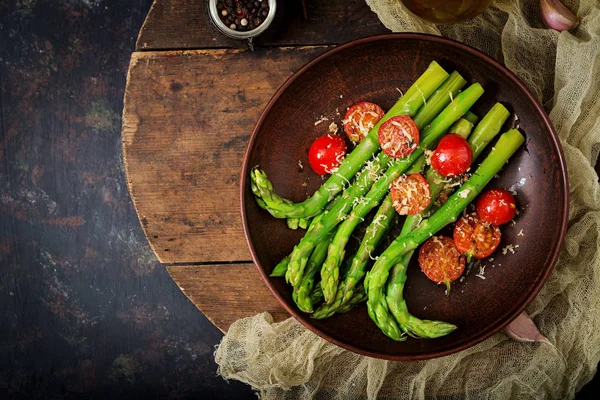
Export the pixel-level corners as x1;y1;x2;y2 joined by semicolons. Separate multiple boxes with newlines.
0;0;597;399
0;0;255;398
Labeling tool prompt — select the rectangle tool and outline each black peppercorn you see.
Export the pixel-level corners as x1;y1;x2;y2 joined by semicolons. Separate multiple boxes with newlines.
217;0;270;31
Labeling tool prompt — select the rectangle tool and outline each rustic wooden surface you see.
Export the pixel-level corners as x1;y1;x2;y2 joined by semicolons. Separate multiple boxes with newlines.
136;0;389;50
167;264;289;331
120;0;600;394
122;47;328;264
123;0;391;332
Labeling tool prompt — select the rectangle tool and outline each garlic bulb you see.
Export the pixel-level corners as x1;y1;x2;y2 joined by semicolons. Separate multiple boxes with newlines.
540;0;579;31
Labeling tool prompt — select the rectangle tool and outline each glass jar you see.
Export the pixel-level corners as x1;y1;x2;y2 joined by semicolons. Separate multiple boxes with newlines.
401;0;494;24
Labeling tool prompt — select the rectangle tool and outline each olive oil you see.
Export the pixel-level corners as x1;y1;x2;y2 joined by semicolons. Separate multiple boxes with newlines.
401;0;494;24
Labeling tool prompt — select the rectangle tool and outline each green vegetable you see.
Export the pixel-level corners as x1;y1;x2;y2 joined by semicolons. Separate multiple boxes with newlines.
384;117;475;338
468;103;511;159
315;117;474;317
293;233;334;313
309;282;366;314
366;129;525;340
337;285;367;315
251;62;449;220
312;193;398;318
463;110;479;125
317;83;484;303
412;71;467;129
270;256;290;277
285;152;388;286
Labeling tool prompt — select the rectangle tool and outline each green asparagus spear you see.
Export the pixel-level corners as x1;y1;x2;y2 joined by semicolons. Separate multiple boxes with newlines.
310;283;367;315
384;118;475;338
314;118;473;317
251;62;449;220
412;71;467;129
337;285;367;315
463;111;479;125
293;233;334;313
309;283;324;305
318;83;484;303
385;105;509;338
312;193;398;318
468;103;511;159
270;256;290;277
367;129;525;339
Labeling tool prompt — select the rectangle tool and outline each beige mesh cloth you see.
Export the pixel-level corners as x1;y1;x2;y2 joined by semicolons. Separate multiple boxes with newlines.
215;1;600;398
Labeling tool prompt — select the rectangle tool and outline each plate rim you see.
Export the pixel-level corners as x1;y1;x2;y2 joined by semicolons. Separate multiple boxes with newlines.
239;33;569;361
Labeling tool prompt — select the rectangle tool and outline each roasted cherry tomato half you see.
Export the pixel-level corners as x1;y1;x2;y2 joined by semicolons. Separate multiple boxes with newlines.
454;213;502;259
476;189;517;225
390;173;431;215
377;116;419;159
419;236;466;293
308;134;347;175
343;101;385;143
430;134;473;177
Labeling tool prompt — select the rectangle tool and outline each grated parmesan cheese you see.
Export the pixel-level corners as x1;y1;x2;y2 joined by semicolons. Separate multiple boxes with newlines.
314;115;329;126
328;122;339;134
457;189;470;199
518;229;524;236
502;244;518;255
415;84;427;104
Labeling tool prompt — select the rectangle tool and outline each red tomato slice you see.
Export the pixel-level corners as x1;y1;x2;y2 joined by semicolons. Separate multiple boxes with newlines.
343;102;385;143
377;116;419;158
390;173;431;215
454;213;502;259
308;134;347;175
430;134;473;177
476;189;517;225
418;236;466;293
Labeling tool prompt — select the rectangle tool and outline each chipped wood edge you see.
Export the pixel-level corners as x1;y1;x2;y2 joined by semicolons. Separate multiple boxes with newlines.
166;266;226;333
121;51;172;264
135;0;158;50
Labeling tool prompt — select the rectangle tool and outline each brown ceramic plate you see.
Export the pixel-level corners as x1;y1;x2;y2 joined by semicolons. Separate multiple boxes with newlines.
240;34;568;360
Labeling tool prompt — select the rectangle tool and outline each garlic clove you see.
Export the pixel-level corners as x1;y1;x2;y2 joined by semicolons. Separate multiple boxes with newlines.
540;0;580;32
504;311;553;346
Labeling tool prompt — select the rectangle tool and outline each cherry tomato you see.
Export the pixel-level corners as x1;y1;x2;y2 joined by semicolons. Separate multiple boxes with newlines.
378;116;419;158
476;189;517;225
308;134;347;175
390;173;431;215
343;102;385;143
454;213;501;259
419;236;465;293
430;134;473;177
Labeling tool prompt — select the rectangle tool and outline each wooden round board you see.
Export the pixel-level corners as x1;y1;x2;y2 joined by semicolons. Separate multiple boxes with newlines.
121;0;392;332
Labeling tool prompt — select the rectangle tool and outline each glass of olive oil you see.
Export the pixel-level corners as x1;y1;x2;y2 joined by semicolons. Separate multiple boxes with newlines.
401;0;494;24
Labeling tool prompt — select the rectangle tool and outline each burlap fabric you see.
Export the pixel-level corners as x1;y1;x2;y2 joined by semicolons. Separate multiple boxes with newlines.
215;1;600;398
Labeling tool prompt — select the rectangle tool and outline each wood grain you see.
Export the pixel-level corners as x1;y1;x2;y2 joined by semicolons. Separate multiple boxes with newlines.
122;47;329;263
136;0;389;51
167;264;289;332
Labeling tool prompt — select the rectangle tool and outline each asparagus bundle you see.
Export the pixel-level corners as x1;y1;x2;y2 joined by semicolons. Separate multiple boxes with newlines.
251;62;450;220
313;117;474;320
366;129;525;339
259;61;526;341
385;104;510;338
317;83;484;300
285;83;482;288
269;70;466;282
